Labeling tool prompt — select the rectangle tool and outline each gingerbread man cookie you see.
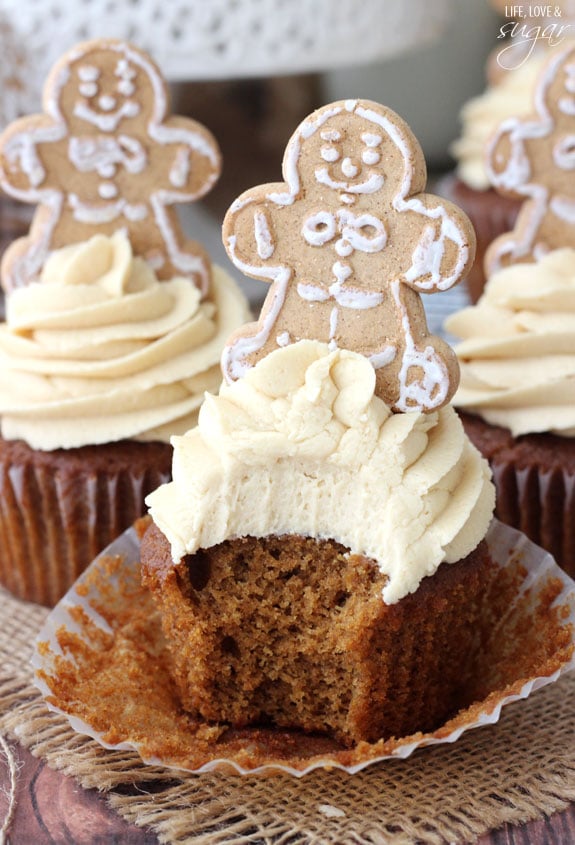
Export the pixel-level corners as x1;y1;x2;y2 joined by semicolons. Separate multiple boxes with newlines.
0;38;221;295
222;99;475;412
485;44;575;274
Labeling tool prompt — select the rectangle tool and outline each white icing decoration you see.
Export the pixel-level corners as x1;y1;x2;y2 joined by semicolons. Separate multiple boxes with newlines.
361;133;381;147
68;135;147;177
320;130;340;141
222;235;292;380
362;149;380;165
314;168;384;194
335;239;353;257
554;135;575;170
73;99;140;132
550;195;575;222
68;193;148;223
391;278;448;412
254;210;275;259
369;346;396;368
98;95;117;112
117;79;136;97
329;305;338;348
276;331;290;347
79;82;98;98
332;261;351;283
341;157;358;178
169;147;190;188
297;282;329;302
301;210;336;246
559;95;575;115
320;146;339;162
338;209;386;253
98;182;118;199
78;65;99;82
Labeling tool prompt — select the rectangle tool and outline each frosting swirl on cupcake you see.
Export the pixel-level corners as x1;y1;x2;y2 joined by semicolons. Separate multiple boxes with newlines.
446;248;575;436
147;340;494;604
0;231;250;449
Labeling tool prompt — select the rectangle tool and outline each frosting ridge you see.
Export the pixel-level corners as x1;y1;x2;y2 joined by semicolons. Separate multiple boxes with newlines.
446;248;575;435
147;340;494;604
0;232;250;448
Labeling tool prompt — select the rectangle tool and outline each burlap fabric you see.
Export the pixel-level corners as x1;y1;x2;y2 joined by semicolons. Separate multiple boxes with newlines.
0;586;574;845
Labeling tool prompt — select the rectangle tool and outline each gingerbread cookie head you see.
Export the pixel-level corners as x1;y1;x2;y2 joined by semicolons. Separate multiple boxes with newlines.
222;99;475;413
0;38;221;295
485;44;575;273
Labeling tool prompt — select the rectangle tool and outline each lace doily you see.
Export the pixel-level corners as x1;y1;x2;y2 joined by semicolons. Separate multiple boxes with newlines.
0;0;449;120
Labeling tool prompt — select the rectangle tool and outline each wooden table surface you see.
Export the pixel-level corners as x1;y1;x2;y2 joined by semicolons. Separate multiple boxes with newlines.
2;741;573;844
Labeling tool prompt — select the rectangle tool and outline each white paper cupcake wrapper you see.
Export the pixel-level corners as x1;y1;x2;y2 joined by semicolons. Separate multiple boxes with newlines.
31;519;575;776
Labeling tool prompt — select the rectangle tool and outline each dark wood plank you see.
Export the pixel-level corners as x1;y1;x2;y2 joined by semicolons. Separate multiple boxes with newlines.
1;742;158;844
1;739;573;843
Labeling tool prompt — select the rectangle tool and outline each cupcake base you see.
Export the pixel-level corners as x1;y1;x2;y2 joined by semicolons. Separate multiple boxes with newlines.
141;523;496;748
0;436;172;606
459;411;575;580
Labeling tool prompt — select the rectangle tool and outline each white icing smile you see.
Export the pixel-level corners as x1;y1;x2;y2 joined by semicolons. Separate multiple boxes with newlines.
73;99;140;132
314;167;384;194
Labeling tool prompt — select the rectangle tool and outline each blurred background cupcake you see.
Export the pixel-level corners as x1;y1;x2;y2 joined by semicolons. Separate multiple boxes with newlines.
0;40;250;606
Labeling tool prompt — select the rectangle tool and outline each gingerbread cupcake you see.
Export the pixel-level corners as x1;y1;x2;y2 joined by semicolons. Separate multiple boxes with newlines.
446;44;575;579
0;39;249;606
142;99;498;747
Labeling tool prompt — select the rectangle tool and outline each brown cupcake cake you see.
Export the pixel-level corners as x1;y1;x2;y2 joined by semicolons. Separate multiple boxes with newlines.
142;99;496;746
0;39;249;606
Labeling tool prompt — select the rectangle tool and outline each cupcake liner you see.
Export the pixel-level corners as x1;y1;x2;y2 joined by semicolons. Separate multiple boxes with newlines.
0;439;172;606
30;519;575;776
492;459;575;581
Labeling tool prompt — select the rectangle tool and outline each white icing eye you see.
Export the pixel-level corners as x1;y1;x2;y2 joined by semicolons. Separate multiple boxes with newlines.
117;79;135;96
99;95;117;111
79;82;98;98
321;145;340;163
78;65;100;82
554;134;575;169
362;149;380;166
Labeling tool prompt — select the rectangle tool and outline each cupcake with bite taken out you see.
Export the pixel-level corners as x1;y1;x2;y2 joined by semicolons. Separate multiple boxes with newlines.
0;38;249;606
142;98;498;747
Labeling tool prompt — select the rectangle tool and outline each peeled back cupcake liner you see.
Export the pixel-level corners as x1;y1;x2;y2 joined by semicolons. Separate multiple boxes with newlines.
30;518;575;776
436;174;520;303
0;437;172;606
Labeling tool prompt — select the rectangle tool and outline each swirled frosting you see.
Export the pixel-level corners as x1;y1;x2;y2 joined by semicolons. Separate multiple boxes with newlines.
451;56;545;190
446;248;575;436
147;340;494;604
0;231;250;449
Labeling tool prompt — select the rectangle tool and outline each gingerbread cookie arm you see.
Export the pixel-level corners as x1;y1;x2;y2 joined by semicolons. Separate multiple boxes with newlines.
0;114;64;197
399;196;476;294
223;184;288;283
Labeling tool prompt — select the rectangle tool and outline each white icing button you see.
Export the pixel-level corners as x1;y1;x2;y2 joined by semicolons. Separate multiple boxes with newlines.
98;182;118;199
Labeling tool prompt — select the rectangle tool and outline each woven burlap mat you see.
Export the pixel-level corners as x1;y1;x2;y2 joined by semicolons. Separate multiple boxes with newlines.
0;587;574;845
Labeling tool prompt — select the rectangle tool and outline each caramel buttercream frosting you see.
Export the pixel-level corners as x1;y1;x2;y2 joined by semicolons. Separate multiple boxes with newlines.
146;340;494;604
446;248;575;436
0;231;250;449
